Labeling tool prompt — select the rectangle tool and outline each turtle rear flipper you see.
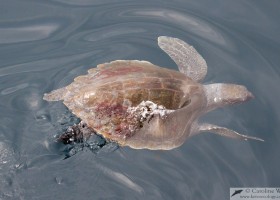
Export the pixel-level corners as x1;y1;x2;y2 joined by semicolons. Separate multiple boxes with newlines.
198;123;264;141
43;87;67;101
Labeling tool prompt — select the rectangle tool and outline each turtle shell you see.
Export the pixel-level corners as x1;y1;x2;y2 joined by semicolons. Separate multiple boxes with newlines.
45;60;204;148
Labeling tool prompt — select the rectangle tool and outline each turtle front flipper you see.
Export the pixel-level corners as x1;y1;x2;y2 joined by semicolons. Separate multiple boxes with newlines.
157;36;207;82
198;123;264;141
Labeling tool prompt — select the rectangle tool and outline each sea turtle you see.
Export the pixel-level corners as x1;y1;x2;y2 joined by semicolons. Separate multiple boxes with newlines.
44;36;263;150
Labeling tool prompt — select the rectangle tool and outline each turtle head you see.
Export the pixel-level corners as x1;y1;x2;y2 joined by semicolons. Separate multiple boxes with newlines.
203;83;254;112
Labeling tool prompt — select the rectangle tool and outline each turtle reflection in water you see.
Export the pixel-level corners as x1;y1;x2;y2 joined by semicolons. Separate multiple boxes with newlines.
44;36;263;150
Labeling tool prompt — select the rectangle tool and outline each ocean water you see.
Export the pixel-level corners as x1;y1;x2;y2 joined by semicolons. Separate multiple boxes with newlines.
0;0;280;199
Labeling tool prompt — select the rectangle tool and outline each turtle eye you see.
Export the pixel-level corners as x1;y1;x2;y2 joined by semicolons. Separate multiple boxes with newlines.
180;99;191;108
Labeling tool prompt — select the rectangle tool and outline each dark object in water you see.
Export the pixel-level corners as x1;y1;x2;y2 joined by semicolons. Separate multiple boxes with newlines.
58;122;94;144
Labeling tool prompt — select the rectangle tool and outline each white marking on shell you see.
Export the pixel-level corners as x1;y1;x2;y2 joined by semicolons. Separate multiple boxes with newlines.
127;101;175;123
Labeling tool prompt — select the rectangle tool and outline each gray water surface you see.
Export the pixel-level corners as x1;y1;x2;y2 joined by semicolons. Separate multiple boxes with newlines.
1;0;280;199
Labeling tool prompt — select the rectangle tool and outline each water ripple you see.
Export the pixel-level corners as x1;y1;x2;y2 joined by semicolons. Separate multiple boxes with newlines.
0;23;59;44
95;163;144;194
1;83;29;95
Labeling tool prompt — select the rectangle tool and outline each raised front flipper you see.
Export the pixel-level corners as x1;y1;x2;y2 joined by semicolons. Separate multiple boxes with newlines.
158;36;207;82
198;123;264;141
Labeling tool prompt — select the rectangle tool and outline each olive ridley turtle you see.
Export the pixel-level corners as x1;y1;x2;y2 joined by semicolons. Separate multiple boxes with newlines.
44;36;263;150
